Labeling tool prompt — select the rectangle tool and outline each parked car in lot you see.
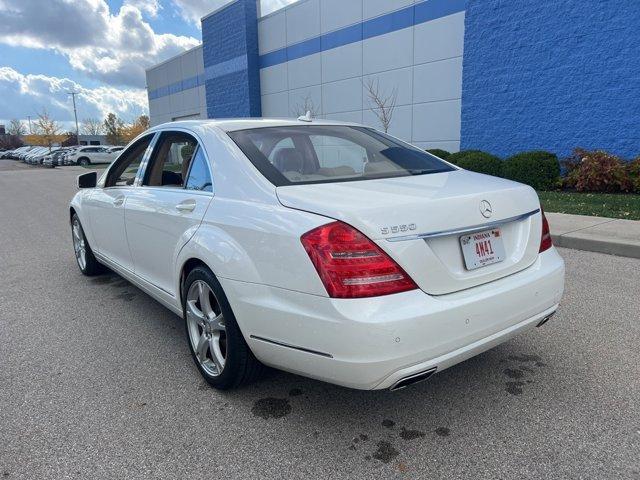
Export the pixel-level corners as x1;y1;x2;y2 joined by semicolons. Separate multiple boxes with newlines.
69;119;565;391
1;147;17;159
43;149;71;168
18;146;40;161
5;146;35;160
67;146;119;165
24;147;53;164
57;147;77;166
106;146;124;155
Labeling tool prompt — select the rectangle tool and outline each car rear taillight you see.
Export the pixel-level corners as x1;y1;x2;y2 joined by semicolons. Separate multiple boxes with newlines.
539;208;553;252
301;221;418;298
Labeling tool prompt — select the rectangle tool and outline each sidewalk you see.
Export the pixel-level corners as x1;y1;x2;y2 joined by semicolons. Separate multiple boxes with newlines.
547;212;640;259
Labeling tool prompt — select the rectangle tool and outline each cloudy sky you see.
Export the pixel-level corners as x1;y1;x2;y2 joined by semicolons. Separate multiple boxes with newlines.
0;0;295;131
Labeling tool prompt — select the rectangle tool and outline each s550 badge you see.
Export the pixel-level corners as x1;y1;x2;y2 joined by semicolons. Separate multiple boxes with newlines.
381;224;417;235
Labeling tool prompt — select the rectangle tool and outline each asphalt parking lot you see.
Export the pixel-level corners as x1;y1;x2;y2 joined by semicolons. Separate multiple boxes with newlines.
0;162;638;479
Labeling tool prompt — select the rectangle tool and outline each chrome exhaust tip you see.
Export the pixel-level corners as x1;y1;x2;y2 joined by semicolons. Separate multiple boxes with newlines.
536;312;556;328
389;367;437;391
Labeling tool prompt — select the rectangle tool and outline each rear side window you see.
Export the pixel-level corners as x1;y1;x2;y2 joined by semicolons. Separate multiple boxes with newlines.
185;147;213;192
229;125;454;186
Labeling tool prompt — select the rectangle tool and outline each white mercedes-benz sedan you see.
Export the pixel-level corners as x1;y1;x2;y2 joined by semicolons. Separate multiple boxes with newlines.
69;118;564;391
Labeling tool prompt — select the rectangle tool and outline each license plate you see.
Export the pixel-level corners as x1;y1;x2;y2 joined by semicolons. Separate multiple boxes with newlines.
460;228;505;270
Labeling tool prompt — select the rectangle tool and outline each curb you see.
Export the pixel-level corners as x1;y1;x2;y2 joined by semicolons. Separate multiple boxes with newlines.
552;233;640;259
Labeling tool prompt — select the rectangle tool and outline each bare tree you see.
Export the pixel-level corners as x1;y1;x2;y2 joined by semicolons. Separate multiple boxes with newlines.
8;119;26;136
293;93;320;118
34;109;61;152
81;117;104;135
363;78;398;133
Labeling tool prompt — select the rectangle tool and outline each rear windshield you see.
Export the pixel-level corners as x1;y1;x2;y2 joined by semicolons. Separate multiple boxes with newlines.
228;125;454;186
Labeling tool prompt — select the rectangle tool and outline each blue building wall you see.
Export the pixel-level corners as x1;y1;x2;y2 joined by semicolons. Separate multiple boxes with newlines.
201;0;261;118
461;0;640;158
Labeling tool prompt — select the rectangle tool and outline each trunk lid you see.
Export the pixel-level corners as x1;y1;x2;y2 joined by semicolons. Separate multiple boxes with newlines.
277;170;542;295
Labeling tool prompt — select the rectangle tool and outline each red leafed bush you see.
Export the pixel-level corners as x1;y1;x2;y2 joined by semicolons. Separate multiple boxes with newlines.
627;157;640;193
564;149;632;193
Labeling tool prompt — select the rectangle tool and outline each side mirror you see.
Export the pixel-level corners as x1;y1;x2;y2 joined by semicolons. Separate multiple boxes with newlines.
78;171;97;189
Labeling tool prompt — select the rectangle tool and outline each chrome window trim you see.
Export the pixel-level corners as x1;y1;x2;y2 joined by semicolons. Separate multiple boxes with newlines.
385;208;541;242
133;185;213;198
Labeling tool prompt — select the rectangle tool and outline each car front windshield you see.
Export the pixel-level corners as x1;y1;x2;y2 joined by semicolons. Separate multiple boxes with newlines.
228;125;454;186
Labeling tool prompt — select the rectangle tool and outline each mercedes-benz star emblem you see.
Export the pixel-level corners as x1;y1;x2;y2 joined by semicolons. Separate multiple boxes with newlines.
480;200;493;218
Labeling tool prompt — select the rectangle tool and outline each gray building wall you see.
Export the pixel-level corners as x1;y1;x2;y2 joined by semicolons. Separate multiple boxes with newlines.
258;0;466;152
146;45;207;126
146;0;466;152
77;135;108;145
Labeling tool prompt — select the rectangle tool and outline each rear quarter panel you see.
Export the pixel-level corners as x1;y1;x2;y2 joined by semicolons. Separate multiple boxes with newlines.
175;197;331;298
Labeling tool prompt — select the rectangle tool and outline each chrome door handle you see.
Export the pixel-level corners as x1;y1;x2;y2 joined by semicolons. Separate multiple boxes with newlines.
113;196;125;207
176;200;196;212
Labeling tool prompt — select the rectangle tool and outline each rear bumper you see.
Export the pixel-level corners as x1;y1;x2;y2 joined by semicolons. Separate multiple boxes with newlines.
220;248;565;390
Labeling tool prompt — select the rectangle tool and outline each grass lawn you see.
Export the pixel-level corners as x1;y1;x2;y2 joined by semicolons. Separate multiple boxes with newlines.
537;191;640;220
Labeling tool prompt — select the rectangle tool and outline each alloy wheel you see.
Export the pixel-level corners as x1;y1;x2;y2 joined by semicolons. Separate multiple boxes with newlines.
72;219;86;270
186;280;227;377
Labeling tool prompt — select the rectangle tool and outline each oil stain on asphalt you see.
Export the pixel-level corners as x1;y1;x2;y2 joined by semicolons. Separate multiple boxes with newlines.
349;419;447;464
382;419;395;429
249;394;452;467
399;427;426;441
503;354;546;395
251;398;292;419
372;441;400;464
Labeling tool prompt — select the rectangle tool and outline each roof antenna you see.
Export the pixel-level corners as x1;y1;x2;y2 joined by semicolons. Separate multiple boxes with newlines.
297;110;313;122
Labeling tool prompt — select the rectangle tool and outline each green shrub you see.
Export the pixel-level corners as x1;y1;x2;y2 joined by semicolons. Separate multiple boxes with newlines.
447;150;483;165
502;151;560;190
447;150;503;177
426;148;451;160
627;157;640;193
564;149;631;193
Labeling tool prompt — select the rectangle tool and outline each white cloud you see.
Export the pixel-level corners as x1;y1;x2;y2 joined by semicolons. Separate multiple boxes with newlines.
172;0;298;26
125;0;161;17
0;67;148;129
0;0;199;88
260;0;299;16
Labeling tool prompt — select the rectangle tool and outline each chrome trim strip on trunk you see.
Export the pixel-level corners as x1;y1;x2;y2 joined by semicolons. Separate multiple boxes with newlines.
385;208;540;242
249;335;334;358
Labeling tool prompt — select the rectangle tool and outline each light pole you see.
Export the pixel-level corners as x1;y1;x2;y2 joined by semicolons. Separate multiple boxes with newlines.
68;91;80;145
27;115;32;134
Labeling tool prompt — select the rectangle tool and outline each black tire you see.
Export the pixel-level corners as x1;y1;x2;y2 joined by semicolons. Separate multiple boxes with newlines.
78;157;90;166
71;213;103;276
183;266;263;390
